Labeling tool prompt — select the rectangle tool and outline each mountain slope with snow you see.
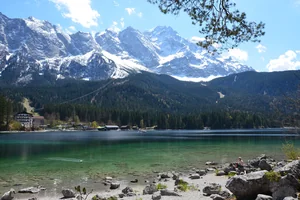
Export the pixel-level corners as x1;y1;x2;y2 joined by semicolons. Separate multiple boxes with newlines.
0;13;254;85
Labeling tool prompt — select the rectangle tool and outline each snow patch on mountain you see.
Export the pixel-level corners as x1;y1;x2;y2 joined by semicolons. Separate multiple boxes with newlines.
102;50;150;78
172;75;223;82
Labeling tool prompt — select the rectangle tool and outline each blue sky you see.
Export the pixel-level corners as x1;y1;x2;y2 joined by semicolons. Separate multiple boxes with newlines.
1;0;300;72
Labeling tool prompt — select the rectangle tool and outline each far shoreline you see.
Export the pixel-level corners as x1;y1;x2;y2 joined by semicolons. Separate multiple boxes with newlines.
0;127;298;134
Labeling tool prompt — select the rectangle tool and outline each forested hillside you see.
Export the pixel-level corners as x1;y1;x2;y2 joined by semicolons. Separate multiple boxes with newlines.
0;71;299;130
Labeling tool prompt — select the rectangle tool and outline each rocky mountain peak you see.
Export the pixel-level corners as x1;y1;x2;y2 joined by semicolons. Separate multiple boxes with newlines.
0;12;254;85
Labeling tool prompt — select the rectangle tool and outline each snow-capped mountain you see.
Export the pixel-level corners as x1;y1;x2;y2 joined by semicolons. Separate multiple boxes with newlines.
97;25;253;79
0;13;253;85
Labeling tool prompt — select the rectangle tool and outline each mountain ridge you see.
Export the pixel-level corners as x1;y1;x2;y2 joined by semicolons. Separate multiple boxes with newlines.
0;12;253;85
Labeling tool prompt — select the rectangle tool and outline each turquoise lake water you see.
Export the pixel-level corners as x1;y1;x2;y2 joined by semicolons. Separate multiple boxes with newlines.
0;129;299;193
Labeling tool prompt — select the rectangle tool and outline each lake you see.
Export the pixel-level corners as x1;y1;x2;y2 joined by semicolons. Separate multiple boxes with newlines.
0;129;299;194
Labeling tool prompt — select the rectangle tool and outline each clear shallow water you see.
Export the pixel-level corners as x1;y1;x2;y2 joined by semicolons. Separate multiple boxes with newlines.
0;129;299;193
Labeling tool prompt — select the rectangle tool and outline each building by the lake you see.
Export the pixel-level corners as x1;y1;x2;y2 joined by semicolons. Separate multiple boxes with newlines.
15;112;33;128
15;112;45;128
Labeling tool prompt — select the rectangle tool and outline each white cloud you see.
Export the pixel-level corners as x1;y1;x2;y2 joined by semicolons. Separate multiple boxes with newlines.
190;36;205;43
68;26;76;31
295;0;300;6
108;21;121;32
49;0;100;28
113;1;119;6
137;12;143;18
120;18;125;28
256;44;267;53
125;8;135;15
222;48;248;62
266;50;300;72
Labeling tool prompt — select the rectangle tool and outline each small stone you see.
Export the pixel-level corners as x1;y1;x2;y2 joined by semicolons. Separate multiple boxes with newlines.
255;194;273;200
196;170;206;176
62;189;76;198
160;189;181;196
130;179;138;183
152;192;161;200
216;170;226;176
283;197;297;200
219;190;231;199
206;161;218;165
206;168;216;173
122;186;133;194
160;172;171;179
203;183;222;195
110;182;120;190
143;184;158;195
210;194;225;200
19;187;40;194
189;174;200;179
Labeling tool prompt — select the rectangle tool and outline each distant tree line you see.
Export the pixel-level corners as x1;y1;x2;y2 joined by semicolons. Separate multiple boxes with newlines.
0;95;24;131
42;103;278;129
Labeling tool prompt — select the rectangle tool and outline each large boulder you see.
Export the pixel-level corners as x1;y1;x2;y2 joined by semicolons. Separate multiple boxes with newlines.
225;170;271;200
274;160;300;179
270;174;299;200
1;189;15;200
143;184;158;195
255;194;273;200
62;189;76;198
160;189;181;196
259;159;272;171
203;183;222;195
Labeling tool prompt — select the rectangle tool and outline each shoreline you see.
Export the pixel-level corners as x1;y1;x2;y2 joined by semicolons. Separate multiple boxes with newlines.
8;171;231;200
0;127;298;134
3;153;291;200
